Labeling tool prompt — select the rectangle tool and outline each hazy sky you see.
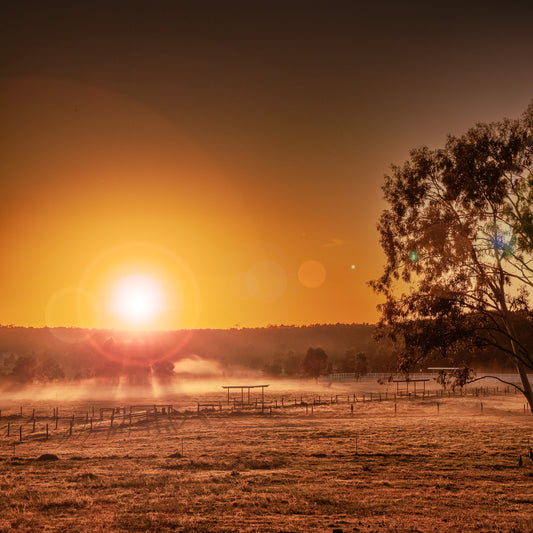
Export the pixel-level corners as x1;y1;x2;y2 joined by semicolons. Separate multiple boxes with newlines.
1;1;532;329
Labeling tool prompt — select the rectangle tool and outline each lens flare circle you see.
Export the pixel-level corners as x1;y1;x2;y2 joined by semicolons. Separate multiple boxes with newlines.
246;260;287;303
45;286;101;343
298;259;327;289
78;241;200;365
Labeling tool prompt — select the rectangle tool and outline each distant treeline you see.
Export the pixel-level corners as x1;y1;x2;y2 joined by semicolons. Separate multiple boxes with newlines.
0;323;518;385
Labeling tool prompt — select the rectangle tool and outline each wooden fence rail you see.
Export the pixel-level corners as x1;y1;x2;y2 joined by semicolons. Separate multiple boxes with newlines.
1;384;528;447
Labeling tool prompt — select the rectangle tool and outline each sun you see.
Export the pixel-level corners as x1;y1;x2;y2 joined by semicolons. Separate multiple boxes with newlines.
78;241;201;332
109;273;165;328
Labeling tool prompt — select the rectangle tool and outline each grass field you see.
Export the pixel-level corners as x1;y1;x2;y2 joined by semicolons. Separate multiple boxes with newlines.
1;382;532;532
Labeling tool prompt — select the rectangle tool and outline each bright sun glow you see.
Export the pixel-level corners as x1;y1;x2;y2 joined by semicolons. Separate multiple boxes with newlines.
109;273;165;328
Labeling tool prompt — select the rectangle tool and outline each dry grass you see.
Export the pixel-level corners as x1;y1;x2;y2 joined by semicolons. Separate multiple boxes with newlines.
1;387;532;532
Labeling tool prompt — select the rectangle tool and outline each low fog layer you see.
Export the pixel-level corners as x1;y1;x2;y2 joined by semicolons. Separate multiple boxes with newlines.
0;325;520;405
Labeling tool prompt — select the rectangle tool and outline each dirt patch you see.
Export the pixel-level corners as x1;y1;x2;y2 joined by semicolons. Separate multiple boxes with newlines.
35;453;59;461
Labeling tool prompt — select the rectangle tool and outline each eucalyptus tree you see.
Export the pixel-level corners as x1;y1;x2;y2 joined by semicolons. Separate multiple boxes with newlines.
371;102;533;411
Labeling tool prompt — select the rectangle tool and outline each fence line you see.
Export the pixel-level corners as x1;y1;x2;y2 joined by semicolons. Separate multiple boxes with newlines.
0;382;525;442
323;372;533;383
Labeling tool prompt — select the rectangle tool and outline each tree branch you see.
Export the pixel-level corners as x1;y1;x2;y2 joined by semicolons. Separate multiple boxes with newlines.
467;375;524;394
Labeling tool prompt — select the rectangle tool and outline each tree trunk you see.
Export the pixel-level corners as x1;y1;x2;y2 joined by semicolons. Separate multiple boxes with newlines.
515;359;533;414
500;302;533;413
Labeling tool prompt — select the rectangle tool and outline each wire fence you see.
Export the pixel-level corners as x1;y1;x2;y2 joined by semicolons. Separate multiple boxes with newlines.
1;382;529;453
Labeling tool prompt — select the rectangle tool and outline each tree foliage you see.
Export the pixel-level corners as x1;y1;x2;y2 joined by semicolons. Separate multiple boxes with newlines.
355;352;368;377
302;347;328;379
371;101;533;411
436;368;475;391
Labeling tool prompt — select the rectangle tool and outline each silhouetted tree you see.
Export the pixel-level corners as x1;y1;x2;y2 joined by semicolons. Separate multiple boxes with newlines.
340;349;356;373
152;359;175;381
263;359;283;377
10;354;37;383
371;101;533;411
284;350;303;376
354;352;368;378
35;356;65;381
302;347;328;380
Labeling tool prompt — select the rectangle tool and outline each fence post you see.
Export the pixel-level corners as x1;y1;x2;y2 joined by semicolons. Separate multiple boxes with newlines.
19;426;22;442
7;422;10;436
46;423;49;439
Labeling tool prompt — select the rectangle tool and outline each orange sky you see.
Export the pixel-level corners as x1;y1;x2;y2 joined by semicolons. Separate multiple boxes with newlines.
1;2;532;330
